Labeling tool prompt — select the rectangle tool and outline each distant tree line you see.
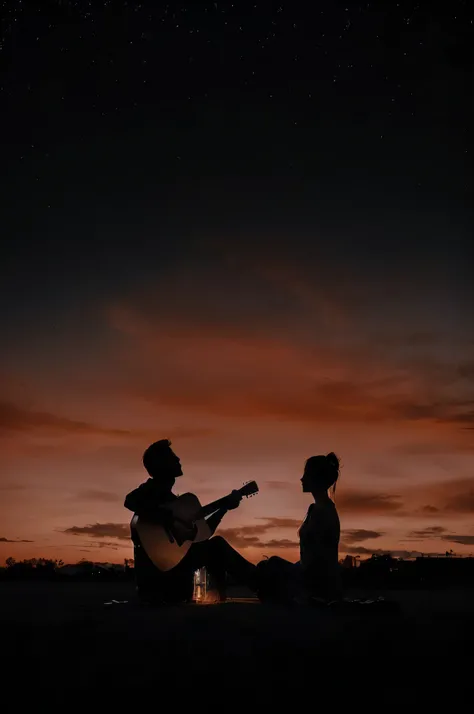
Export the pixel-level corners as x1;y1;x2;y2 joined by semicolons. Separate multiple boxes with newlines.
1;554;473;588
341;553;474;589
0;557;136;582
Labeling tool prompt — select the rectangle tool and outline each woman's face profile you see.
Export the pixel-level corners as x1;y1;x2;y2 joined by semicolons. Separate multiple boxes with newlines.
301;464;313;492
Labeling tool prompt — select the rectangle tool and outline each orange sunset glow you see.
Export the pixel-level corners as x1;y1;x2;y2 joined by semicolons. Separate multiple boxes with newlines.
3;2;474;700
1;246;473;565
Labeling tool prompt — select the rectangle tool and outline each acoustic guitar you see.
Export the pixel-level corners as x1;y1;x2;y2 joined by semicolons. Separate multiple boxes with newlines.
131;481;259;572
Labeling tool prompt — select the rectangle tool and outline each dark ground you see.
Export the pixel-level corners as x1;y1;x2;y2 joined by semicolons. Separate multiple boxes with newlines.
1;582;472;702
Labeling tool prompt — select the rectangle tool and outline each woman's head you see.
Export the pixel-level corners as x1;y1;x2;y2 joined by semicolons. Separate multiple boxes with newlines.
301;452;340;497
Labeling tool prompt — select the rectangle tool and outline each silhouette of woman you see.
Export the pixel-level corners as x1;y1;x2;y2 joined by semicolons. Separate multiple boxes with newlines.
257;452;342;604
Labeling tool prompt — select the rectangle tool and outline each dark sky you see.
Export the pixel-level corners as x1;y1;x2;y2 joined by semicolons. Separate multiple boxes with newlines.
1;1;473;562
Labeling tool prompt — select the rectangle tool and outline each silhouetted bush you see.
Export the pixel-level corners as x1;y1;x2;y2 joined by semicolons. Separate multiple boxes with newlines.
0;557;135;582
341;554;474;589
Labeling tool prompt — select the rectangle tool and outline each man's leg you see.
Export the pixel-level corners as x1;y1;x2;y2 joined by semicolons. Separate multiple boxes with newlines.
177;536;257;600
134;540;194;604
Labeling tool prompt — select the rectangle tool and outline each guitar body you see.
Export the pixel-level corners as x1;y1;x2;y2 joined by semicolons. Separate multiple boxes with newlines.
130;481;259;573
132;493;212;572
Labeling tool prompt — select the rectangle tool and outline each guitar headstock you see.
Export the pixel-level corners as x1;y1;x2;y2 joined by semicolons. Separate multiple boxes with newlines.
239;480;259;498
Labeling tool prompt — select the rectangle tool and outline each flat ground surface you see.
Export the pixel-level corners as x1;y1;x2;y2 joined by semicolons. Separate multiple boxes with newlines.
1;582;472;702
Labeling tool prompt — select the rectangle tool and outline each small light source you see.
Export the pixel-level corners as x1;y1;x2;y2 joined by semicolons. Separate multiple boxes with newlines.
193;567;207;603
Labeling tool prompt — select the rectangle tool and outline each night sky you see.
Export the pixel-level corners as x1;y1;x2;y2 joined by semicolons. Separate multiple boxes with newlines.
1;0;473;564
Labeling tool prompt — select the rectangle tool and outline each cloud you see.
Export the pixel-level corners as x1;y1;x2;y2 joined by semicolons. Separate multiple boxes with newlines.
342;529;384;544
0;537;34;543
440;535;474;546
443;489;474;514
62;517;300;552
338;480;474;520
0;401;131;437
389;400;474;428
217;529;264;549
0;398;216;458
218;517;301;550
62;523;129;540
337;490;404;514
84;541;121;550
106;302;474;430
408;526;447;538
405;527;474;547
218;528;298;551
260;539;299;549
76;490;120;503
342;546;426;558
417;479;474;516
394;439;474;455
257;517;302;529
265;481;292;490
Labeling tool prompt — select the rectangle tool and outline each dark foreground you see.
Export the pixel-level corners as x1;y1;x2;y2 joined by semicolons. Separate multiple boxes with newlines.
1;582;472;701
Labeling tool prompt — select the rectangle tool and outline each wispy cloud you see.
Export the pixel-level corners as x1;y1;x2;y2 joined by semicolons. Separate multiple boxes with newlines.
83;541;121;550
443;488;474;513
260;538;299;549
337;490;404;514
105;295;474;433
342;546;427;558
416;478;474;515
62;523;129;540
265;481;291;491
0;400;215;450
0;537;34;543
76;490;120;503
421;505;440;514
408;526;447;539
0;401;131;437
342;529;384;544
256;517;302;529
218;517;301;550
440;534;474;546
405;526;474;548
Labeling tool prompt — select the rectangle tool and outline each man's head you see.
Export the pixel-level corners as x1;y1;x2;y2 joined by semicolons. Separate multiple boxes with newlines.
142;439;183;490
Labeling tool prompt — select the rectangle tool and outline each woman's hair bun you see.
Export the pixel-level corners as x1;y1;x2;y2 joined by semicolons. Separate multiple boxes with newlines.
326;452;340;470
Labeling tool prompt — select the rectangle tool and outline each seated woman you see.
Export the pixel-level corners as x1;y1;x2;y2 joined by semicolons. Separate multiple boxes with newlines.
257;452;342;604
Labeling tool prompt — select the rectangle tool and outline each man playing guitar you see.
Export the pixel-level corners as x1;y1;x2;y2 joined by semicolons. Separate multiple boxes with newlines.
124;439;257;603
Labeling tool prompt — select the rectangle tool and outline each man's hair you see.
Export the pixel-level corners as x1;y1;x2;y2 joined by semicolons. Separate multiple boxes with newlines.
142;439;172;475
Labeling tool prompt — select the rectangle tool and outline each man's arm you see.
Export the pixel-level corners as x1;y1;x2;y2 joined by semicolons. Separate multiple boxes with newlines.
205;491;242;534
205;507;228;535
124;483;172;526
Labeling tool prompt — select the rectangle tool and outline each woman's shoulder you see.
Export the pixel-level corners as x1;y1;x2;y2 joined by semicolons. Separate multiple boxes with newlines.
312;499;337;511
312;499;339;521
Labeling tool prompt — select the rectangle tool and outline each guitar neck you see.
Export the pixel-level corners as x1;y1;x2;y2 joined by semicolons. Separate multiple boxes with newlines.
197;495;232;520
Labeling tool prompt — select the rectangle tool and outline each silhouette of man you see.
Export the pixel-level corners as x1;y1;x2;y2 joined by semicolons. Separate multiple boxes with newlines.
124;439;257;603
